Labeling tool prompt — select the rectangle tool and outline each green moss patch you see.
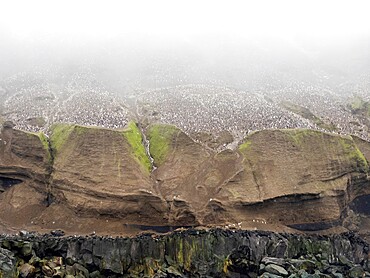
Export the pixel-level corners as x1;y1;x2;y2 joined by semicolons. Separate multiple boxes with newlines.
50;123;152;172
338;137;369;170
37;132;49;151
239;129;323;152
240;128;368;171
37;132;52;163
147;124;178;166
283;129;368;169
283;129;323;146
122;122;151;172
50;124;76;154
239;140;252;152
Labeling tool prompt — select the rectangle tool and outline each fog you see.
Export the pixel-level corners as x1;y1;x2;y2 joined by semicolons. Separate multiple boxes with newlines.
2;0;370;38
0;0;369;144
1;0;370;85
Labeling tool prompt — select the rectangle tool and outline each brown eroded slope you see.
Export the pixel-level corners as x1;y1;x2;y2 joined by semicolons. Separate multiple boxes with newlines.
209;129;369;229
148;124;244;225
148;126;369;230
0;124;52;232
0;122;168;234
0;122;369;235
48;123;168;225
0;124;51;183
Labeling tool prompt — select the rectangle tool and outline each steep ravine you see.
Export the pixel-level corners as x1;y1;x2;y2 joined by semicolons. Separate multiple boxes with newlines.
137;123;156;172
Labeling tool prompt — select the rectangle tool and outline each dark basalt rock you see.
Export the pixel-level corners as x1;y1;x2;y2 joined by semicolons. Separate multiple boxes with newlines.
51;229;65;237
0;246;17;277
0;229;369;277
2;121;15;129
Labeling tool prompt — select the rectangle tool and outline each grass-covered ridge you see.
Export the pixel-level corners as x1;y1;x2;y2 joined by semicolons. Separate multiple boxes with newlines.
282;128;323;146
238;128;369;171
338;136;369;170
49;124;103;155
288;128;368;170
49;122;152;172
284;128;368;169
238;129;323;151
122;121;151;173
147;124;178;166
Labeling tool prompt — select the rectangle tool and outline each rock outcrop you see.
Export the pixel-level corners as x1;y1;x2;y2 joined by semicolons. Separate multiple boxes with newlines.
0;122;369;234
0;230;369;277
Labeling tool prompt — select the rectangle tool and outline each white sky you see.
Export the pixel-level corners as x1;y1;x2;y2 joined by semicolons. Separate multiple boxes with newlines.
0;0;369;41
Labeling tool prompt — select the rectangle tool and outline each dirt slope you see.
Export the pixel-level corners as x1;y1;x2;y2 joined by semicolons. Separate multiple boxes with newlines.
209;129;369;228
0;123;369;235
49;123;168;225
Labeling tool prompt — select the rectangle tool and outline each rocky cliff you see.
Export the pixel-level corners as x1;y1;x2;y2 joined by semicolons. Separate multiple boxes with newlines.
0;230;369;277
0;123;369;235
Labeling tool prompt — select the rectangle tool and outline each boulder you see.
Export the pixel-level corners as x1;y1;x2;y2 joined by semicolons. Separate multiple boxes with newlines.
0;247;16;277
19;263;35;278
265;263;288;276
349;265;365;278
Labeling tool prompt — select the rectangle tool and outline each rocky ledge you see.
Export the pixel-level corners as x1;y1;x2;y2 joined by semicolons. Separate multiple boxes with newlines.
0;229;369;278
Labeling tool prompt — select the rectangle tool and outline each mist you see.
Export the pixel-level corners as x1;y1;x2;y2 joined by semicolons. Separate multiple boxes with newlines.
0;0;370;143
1;0;370;84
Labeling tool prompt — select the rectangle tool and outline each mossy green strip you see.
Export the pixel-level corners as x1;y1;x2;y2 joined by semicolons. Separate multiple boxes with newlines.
282;129;322;146
147;124;178;166
122;121;151;172
50;124;75;154
74;125;88;135
239;140;252;152
239;129;322;151
38;132;52;163
37;132;49;151
339;137;369;169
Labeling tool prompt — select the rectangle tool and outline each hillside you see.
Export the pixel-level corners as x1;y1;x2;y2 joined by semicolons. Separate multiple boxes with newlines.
0;122;369;235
